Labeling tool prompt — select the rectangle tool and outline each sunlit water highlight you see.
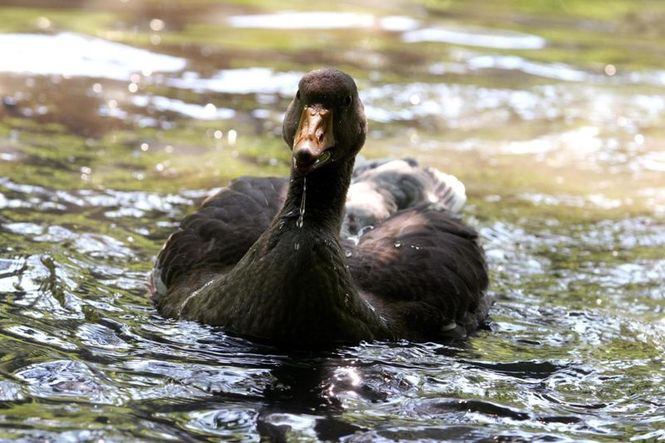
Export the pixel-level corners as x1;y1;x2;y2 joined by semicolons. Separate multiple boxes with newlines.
402;26;546;49
0;33;186;80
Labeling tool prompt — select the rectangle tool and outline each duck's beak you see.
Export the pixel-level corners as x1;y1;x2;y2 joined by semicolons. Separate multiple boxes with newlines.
292;105;335;175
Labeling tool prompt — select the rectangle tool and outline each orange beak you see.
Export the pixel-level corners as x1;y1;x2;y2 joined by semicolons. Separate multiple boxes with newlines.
292;105;335;174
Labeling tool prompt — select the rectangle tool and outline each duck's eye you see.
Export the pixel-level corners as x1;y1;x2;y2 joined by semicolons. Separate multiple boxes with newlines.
296;90;301;100
343;95;352;107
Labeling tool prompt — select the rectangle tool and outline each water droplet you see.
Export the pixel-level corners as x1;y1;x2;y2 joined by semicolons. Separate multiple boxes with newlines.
36;17;51;30
204;103;216;114
604;64;616;76
394;240;402;248
344;293;350;305
345;250;352;258
227;129;238;145
150;18;165;32
294;242;300;251
296;177;306;229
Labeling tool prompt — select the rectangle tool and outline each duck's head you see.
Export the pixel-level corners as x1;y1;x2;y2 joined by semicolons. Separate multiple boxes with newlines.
283;68;367;176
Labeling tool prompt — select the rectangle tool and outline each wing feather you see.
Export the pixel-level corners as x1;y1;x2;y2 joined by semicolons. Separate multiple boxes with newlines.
348;206;489;338
150;176;288;300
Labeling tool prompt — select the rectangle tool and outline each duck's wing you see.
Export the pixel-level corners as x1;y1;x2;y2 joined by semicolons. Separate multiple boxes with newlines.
150;176;288;302
347;206;489;339
344;159;466;237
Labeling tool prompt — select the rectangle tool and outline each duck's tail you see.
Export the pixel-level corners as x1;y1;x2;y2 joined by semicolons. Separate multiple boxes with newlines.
424;167;467;214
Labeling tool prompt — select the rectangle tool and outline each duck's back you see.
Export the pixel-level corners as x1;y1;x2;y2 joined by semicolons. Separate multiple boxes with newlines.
344;159;489;339
346;206;489;340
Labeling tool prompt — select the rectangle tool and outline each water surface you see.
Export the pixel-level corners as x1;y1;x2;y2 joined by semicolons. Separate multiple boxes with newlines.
0;1;664;441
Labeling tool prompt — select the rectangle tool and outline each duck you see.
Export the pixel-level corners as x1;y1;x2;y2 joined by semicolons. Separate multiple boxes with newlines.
343;157;468;237
150;68;490;347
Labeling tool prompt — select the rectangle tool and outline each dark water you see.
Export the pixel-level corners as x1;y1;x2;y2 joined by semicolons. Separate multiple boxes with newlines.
1;1;664;441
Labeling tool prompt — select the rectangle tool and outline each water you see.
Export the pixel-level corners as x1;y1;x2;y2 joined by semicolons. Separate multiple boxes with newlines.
297;177;306;229
0;1;664;441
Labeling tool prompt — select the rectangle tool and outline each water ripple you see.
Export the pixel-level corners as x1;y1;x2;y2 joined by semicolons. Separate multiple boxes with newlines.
15;360;124;405
1;3;664;441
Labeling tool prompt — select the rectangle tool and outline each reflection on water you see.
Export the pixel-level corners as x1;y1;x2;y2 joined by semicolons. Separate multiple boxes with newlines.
402;26;546;49
132;95;236;121
0;32;186;79
166;68;302;95
464;54;589;82
0;0;664;441
228;12;420;33
229;12;373;30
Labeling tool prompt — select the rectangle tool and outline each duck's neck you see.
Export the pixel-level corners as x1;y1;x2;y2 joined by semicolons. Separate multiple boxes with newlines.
278;157;355;233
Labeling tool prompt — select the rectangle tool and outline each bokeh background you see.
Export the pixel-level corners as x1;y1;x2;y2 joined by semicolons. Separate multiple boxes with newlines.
0;1;663;441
